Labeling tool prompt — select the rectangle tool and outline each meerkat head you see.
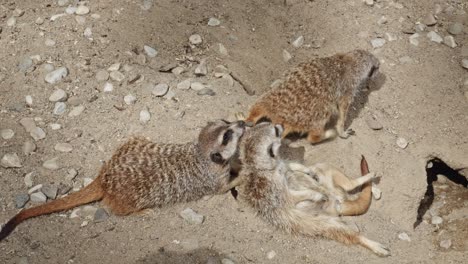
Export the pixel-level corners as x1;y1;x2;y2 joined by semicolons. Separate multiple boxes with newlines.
240;123;283;171
198;119;246;166
351;49;380;80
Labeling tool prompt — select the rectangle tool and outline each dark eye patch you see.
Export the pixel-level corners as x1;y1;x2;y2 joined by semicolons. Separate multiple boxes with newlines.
274;126;281;137
222;129;233;145
268;144;275;158
368;66;377;77
210;152;225;164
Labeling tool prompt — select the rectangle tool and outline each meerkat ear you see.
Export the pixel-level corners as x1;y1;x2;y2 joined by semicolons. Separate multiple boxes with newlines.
210;152;225;164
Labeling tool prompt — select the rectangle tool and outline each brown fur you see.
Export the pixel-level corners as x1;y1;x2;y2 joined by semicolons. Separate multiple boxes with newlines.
245;49;380;143
0;120;246;241
237;123;389;256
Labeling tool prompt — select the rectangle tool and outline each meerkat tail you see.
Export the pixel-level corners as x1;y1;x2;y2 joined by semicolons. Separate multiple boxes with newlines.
0;177;103;241
338;156;373;216
291;209;389;256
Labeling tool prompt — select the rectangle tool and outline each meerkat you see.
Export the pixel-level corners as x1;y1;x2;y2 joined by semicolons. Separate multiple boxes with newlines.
237;123;389;256
0;120;246;241
243;49;380;143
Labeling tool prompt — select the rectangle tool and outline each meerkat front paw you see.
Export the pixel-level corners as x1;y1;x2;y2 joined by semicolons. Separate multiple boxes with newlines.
338;128;355;139
234;112;246;121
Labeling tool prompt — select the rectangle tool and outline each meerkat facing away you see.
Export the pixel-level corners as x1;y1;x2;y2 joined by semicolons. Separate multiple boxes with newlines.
0;120;246;241
237;123;389;256
244;49;380;143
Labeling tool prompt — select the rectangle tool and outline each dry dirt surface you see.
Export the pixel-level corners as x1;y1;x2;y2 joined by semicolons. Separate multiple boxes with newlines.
1;0;467;263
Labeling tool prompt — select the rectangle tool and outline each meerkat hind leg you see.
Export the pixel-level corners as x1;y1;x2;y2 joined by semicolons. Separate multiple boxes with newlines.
336;98;355;139
316;164;376;192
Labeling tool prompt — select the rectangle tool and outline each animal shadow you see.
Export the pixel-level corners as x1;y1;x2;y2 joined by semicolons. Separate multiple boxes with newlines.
135;247;230;264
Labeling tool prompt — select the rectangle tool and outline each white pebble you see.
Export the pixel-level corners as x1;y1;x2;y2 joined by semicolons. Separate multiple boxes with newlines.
177;79;191;90
50;123;61;130
30;192;47;203
7;17;16;27
124;94;136;105
53;102;67;115
103;82;114;92
45;39;56;47
107;63;121;72
50;13;66;21
83;178;93;187
364;0;374;6
398;232;411;242
68;105;85;117
431;215;443;225
371;38;386;48
217;43;228;56
207;17;221;26
282;49;292;62
292;36;304;48
409;33;420;46
1;153;22;168
144;45;158;57
189;34;202;45
55;143;73;152
266;250;276;260
152;83;169;96
140;109;151;123
1;129;15;140
462;59;468;70
190;82;205;91
371;184;382;200
45;67;68;84
396;137;408;149
427;31;443;43
28;184;43;194
49;89;68;102
110;71;125;82
443;36;457;48
83;27;92;38
65;6;77;15
43;157;60;170
25;95;33;106
23;141;36;155
75;5;90;15
30;127;46;141
440;239;452;249
24;172;34;187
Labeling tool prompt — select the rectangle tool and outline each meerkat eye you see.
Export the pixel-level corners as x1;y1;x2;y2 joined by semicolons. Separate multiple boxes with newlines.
210;152;224;164
222;129;233;145
268;144;275;158
274;126;281;137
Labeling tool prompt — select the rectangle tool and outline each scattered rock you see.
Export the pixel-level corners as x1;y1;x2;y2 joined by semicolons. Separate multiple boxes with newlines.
13;8;25;17
83;178;93;187
462;59;468;70
54;143;73;152
427;31;442;43
282;49;292;62
208;17;221;26
68;105;85;117
45;38;56;47
152;83;169;96
142;0;153;10
53;102;67;115
66;6;77;15
197;88;216;96
124;94;137;105
423;14;437;26
41;185;58;199
398;232;411;242
75;5;90;15
58;0;69;7
103;82;114;92
385;33;397;42
28;184;43;194
140;108;151;123
164;89;176;100
189;34;202;45
443;36;456;48
66;168;78;181
25;95;33;106
179;208;204;224
108;63;121;72
172;66;185;75
371;184;382;200
266;250;276;260
83;27;92;38
20;118;36;132
1;129;15;139
396;137;408;149
30;192;47;203
15;194;29;208
70;208;81;218
50;13;66;21
23;141;36;155
35;17;44;25
195;59;208;76
110;71;125;82
190;82;205;91
217;43;229;56
95;70;109;81
45;67;68;84
364;0;374;6
214;65;230;77
94;208;109;222
371;38;386;48
43;157;60;170
292;36;304;48
409;33;420;46
24;172;34;187
7;17;16;27
365;116;383;130
414;23;426;32
49;89;68;102
18;57;33;72
1;153;22;168
144;45;158;57
30;127;46;141
377;16;388;25
439;239;452;249
448;23;463;35
50;123;61;130
431;215;443;225
177;79;191;90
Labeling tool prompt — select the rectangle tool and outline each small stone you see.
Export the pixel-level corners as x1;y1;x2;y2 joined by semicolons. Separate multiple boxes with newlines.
30;127;46;141
45;67;68;84
214;65;230;77
95;70;109;81
45;39;56;47
427;31;443;43
439;239;452;249
164;89;176;100
35;17;44;25
365;116;383;130
81;221;89;227
208;17;221;26
218;43;228;56
172;66;185;75
25;95;33;106
423;14;437;26
221;259;235;264
282;49;292;62
197;88;215;96
124;94;136;105
18;57;33;72
414;23;426;32
409;33;419;46
189;34;202;45
1;153;22;168
49;89;68;102
152;83;169;96
140;109;151;123
142;0;153;10
65;6;77;14
431;215;443;225
66;168;78;181
110;71;125;82
443;36;457;48
53;102;67;115
292;36;304;48
177;79;191;90
50;123;61;130
372;184;382;200
15;194;29;208
398;232;411;242
195;59;208;76
396;137;408;149
371;38;386;48
23;141;36;155
94;208;109;222
13;8;25;17
7;17;16;27
83;27;92;38
75;5;90;15
462;59;468;70
68;105;85;117
70;208;81;218
144;45;158;57
43;157;60;170
41;185;58;199
50;13;66;21
30;192;47;203
107;63;121;72
28;184;43;194
58;0;69;7
448;23;463;35
266;250;276;260
179;208;204;224
54;143;73;152
20;118;36;132
136;54;147;65
1;129;14;139
103;82;113;92
190;82;205;91
24;172;34;187
377;16;388;25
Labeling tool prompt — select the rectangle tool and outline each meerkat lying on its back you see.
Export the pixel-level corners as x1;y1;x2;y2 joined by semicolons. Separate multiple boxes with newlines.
244;49;380;143
237;123;389;256
0;120;246;241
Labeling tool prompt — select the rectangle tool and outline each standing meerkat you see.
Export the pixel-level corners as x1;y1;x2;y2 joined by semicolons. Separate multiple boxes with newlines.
244;49;380;143
0;120;246;241
237;123;389;256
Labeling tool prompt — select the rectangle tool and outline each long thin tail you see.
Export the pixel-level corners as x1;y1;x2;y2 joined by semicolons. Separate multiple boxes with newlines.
0;176;103;241
339;155;372;216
